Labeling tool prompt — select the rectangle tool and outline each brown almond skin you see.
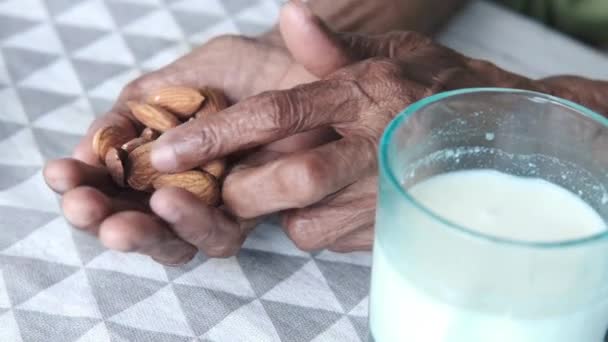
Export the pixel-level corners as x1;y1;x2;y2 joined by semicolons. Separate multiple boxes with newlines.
146;86;205;119
127;101;180;133
121;137;148;154
105;147;127;187
92;126;132;162
140;127;160;141
126;142;160;191
195;87;229;119
153;170;220;206
200;159;226;179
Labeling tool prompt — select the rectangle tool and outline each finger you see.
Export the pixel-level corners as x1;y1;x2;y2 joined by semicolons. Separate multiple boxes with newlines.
328;227;374;253
152;79;367;172
223;137;376;218
150;187;255;258
282;176;377;251
44;158;117;194
280;0;353;77
99;211;197;266
62;186;149;235
280;1;432;78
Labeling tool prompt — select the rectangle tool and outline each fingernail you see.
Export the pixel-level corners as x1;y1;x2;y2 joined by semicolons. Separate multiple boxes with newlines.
150;140;178;172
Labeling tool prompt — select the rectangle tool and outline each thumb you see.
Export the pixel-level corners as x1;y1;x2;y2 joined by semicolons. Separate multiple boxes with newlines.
280;1;433;77
279;0;352;77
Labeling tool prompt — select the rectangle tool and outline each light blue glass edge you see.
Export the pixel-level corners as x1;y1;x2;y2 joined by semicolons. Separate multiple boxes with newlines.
379;87;608;249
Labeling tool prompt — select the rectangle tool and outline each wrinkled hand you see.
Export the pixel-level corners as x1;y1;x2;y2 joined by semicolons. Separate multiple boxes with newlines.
44;1;349;264
151;7;608;254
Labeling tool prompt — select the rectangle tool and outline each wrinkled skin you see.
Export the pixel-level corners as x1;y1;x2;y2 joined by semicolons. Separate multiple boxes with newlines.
46;2;608;265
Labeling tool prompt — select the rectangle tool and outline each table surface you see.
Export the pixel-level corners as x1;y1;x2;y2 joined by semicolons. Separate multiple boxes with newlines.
0;1;606;341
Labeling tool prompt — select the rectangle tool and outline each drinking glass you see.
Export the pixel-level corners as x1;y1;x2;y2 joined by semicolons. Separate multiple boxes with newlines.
369;88;608;342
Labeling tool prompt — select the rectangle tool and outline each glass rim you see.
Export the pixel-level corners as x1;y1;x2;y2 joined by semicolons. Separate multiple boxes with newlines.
379;87;608;249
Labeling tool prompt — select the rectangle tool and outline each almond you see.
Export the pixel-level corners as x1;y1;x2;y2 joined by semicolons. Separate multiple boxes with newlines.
127;101;180;133
126;142;160;191
140;127;160;141
153;170;220;206
200;159;226;179
92;126;132;162
195;87;229;119
105;147;127;187
121;137;148;154
146;86;205;119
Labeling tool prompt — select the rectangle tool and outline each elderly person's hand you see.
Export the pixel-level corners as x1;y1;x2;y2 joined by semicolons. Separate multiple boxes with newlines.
149;5;608;255
43;2;354;264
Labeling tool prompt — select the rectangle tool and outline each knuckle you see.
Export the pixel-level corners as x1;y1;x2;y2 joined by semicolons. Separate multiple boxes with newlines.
277;157;326;207
284;217;323;252
258;90;304;135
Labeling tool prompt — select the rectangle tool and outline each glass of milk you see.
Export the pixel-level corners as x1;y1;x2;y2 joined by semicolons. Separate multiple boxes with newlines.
370;88;608;342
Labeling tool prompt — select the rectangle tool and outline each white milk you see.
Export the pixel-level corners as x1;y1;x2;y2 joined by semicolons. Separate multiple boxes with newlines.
370;169;608;342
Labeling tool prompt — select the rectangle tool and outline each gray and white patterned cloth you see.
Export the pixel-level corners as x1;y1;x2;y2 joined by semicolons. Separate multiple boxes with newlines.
0;0;607;341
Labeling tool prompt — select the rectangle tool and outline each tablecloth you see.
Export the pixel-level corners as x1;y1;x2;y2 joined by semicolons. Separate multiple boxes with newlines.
0;0;606;341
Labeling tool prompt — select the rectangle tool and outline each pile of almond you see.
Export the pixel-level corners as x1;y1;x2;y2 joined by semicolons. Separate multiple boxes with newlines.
92;86;228;206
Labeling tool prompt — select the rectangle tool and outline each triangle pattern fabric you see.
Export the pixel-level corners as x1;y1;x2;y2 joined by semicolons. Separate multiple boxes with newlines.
262;260;343;312
55;0;116;30
73;32;135;65
173;256;255;297
1;47;58;83
0;164;41;191
349;296;369;317
0;0;47;20
0;120;23;140
163;253;208;281
75;322;111;342
315;249;373;267
123;9;184;40
45;0;82;16
16;87;78;122
315;259;371;313
13;309;100;342
220;0;258;15
0;88;28;124
0;270;12;308
0;15;37;41
108;284;195;337
31;127;82;160
71;58;132;89
106;321;192;342
0;206;56;250
17;269;101;318
0;128;44;166
87;96;115;116
0;255;78;306
19;59;83;95
349;315;370;342
312;315;362;342
54;23;109;53
170;10;224;36
204;299;280;342
261;299;343;342
70;229;107;265
32;97;94;135
242;222;309;257
0;170;61;214
0;311;24;342
85;268;167;318
237;249;309;297
104;0;157;27
2;217;82;266
172;284;252;337
169;0;227;16
4;22;64;55
86;250;169;282
123;34;177;62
